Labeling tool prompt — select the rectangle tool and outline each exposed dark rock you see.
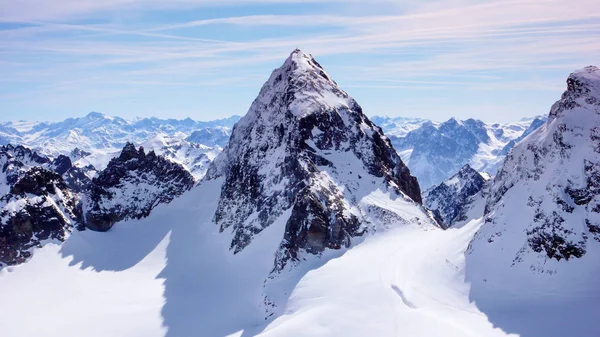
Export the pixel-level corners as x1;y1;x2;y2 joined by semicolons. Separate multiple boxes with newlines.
424;164;487;227
0;166;80;268
84;142;195;232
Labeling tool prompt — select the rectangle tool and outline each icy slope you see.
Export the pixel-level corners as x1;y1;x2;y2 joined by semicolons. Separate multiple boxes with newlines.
256;221;510;337
2;186;597;337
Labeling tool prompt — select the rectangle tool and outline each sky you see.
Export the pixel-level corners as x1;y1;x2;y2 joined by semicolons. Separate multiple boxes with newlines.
1;0;599;123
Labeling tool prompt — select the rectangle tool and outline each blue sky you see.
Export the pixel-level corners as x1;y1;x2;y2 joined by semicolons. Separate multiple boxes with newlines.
1;0;599;123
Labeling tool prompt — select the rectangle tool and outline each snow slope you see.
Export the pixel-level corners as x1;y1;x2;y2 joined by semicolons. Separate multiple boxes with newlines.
0;182;507;337
2;190;596;337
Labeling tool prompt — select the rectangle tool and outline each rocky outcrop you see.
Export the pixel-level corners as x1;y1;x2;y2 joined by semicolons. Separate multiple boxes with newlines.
84;142;195;231
50;155;92;192
0;166;80;268
424;164;488;227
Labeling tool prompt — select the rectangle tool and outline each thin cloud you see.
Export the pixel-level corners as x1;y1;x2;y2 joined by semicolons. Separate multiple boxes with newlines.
1;0;598;121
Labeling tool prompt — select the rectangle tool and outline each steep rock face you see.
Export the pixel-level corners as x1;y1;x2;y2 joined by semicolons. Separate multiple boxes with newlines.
84;143;195;231
50;155;92;192
468;66;600;290
206;50;427;271
424;164;488;227
0;167;80;268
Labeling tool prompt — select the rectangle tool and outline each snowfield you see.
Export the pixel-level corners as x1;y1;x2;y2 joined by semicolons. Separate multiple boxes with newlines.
1;179;595;336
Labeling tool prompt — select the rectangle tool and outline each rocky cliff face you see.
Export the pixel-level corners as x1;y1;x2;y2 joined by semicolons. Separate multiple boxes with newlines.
205;50;428;272
468;66;600;289
0;166;80;268
50;155;92;192
84;142;195;231
424;164;488;227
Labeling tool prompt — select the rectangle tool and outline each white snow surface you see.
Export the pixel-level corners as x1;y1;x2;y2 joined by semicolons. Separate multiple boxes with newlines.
2;183;594;336
0;180;509;337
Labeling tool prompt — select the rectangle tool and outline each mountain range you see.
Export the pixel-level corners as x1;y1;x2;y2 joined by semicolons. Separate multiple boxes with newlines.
1;108;544;189
0;50;598;337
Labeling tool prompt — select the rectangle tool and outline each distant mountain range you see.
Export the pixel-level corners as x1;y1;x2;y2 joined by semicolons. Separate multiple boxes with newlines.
0;112;241;157
1;111;545;188
376;115;547;188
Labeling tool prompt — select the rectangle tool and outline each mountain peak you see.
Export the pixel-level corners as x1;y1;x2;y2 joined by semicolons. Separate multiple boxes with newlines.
457;163;476;175
550;65;600;120
206;51;427;274
567;65;600;100
85;111;107;119
249;49;351;118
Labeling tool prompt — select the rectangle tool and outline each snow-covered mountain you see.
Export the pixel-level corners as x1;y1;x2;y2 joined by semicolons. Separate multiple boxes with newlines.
185;127;231;147
369;116;432;137
466;65;600;336
424;164;488;227
1;141;198;266
205;49;433;286
389;116;546;189
75;135;222;181
84;143;195;232
1;107;545;191
0;112;240;157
